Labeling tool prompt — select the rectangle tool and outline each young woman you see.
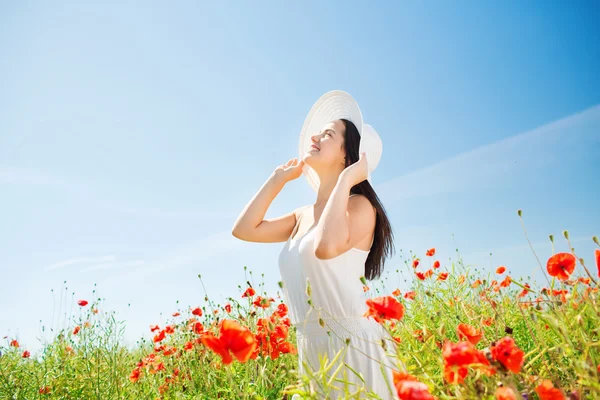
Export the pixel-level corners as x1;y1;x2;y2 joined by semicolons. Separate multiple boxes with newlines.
232;90;398;399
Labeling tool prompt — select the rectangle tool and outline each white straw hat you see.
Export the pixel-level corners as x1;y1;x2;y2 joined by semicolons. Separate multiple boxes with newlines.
298;90;383;192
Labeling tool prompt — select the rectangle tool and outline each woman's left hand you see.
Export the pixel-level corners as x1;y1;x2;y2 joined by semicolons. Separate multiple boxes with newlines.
340;152;369;187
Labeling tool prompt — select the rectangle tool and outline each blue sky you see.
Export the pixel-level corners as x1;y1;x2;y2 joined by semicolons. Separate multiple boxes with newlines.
1;1;599;353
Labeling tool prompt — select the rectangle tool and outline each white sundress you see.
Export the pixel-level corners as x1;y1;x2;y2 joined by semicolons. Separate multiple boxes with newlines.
278;201;399;399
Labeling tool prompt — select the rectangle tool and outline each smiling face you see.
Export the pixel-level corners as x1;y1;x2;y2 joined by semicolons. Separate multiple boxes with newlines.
302;120;347;170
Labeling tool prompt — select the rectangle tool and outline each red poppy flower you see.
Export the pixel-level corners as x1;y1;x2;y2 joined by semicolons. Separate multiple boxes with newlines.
396;380;434;400
471;279;482;288
224;303;232;313
191;307;203;316
500;275;512;288
153;330;166;343
242;287;256;298
490;337;524;373
9;339;19;348
433;260;440;269
253;296;274;309
457;323;483;345
364;296;405;323
164;325;175;334
172;312;180;317
415;271;426;280
72;326;80;335
363;285;370;292
496;386;516;400
437;272;449;281
77;300;88;307
192;322;204;335
496;266;506;274
404;291;416;300
546;253;576;281
150;324;160;332
22;350;30;358
535;379;565;400
274;303;288;318
426;248;435;257
39;386;51;395
412;259;420;268
392;289;401;297
129;367;142;383
595;249;600;278
200;319;257;365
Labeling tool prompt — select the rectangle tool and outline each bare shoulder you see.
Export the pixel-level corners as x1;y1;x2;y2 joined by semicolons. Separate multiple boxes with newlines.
348;194;376;222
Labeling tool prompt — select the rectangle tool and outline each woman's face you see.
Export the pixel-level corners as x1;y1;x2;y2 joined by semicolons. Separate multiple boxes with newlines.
302;120;346;169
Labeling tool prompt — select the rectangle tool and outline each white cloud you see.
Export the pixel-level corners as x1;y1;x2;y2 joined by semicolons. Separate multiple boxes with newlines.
374;104;600;203
44;255;117;271
80;260;146;272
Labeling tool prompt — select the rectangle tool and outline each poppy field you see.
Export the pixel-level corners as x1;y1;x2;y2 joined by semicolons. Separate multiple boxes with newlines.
1;221;600;399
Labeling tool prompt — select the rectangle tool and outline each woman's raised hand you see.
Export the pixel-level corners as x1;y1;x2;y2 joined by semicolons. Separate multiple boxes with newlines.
273;157;305;184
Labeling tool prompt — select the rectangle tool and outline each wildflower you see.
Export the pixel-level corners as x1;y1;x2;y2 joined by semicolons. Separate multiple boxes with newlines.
595;249;600;278
500;275;512;288
22;350;30;358
164;325;175;334
412;259;420;268
72;326;80;335
224;303;232;313
415;272;426;280
364;296;405;323
192;322;204;334
433;260;440;269
9;339;19;348
471;279;482;288
546;253;576;281
535;379;565;400
396;380;434;400
482;317;494;326
496;266;506;274
518;283;531;298
253;296;275;309
150;324;160;332
184;341;194;351
457;323;483;345
274;303;288;318
404;291;416;300
491;337;524;373
172;312;180;317
129;367;142;383
442;340;490;384
77;300;88;307
426;248;435;257
92;307;98;314
200;319;258;365
437;272;449;281
191;307;203;317
153;330;166;343
39;386;51;395
392;289;401;297
242;287;256;298
424;269;433;278
496;386;516;400
363;285;370;292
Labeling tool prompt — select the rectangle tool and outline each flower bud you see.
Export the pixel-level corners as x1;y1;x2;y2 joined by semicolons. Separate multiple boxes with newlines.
563;230;569;240
517;210;522;217
593;236;599;246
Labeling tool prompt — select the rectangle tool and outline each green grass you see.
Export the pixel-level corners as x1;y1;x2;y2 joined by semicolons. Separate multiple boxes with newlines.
1;223;599;400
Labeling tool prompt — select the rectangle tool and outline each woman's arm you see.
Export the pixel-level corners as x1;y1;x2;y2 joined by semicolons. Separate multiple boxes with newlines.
313;175;376;259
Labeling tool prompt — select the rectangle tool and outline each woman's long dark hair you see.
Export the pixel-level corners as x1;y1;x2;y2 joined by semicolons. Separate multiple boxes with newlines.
340;118;395;281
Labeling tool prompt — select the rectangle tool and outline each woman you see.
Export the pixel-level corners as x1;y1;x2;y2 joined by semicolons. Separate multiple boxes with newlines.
232;90;398;399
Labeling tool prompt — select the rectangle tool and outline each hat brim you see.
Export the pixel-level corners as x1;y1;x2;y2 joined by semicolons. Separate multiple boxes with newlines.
298;90;381;192
298;90;363;192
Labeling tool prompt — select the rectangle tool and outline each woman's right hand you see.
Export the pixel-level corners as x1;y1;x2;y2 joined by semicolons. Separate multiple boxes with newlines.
273;158;305;184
